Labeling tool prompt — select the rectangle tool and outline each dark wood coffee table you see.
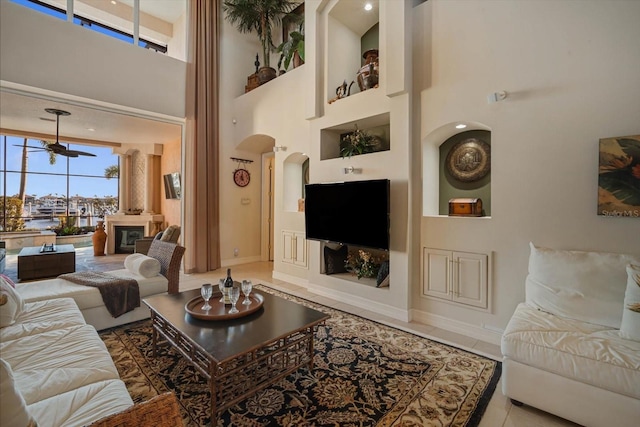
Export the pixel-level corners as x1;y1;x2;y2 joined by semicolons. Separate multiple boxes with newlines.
143;287;330;424
17;244;76;280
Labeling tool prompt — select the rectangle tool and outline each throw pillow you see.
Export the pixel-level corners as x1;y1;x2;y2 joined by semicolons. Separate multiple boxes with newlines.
160;225;180;242
620;264;640;342
124;253;161;278
377;260;390;287
0;358;37;427
324;245;348;275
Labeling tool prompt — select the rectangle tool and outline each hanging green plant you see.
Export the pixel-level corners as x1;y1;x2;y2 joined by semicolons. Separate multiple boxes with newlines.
340;125;378;158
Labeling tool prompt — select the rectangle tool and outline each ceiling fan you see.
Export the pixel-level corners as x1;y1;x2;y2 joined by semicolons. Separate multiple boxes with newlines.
15;108;96;158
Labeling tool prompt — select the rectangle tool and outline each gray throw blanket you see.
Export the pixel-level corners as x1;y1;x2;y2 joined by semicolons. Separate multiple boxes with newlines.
58;271;140;318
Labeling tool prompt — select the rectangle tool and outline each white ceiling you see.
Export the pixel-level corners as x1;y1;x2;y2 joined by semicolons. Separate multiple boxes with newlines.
0;91;182;147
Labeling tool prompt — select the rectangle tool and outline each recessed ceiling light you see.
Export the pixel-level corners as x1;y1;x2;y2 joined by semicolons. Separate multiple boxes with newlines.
111;1;117;5
87;128;95;132
364;3;373;11
455;124;467;129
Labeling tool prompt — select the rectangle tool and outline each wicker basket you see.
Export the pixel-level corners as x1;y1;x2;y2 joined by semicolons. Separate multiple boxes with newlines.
86;392;183;427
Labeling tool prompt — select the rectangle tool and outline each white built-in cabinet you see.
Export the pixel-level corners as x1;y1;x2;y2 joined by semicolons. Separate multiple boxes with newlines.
282;230;307;268
422;248;489;309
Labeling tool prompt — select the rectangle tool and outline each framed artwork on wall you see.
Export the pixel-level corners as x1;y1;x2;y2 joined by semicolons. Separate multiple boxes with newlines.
598;134;640;218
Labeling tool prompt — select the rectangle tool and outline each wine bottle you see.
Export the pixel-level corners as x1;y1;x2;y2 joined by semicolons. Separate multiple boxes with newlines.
223;268;233;304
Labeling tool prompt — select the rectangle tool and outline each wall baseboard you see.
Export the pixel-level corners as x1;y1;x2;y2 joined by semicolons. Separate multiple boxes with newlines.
411;309;503;346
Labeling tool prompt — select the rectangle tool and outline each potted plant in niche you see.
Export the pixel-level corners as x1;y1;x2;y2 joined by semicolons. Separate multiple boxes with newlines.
223;0;299;85
277;20;304;72
340;125;379;158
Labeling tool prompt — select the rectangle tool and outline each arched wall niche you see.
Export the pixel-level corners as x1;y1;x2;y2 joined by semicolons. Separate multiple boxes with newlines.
422;121;491;217
283;152;310;212
236;134;275;153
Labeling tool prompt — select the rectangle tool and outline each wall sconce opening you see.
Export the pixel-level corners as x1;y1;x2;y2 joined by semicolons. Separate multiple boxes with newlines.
343;166;362;174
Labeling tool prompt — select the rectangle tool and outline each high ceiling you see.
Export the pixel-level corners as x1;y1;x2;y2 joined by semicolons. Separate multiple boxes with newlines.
0;91;182;147
0;0;185;148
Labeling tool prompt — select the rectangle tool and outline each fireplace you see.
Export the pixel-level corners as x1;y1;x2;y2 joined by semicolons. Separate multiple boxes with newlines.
114;226;145;254
105;214;163;254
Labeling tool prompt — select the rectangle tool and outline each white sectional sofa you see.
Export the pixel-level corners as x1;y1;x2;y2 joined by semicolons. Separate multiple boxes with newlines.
15;240;185;331
1;280;133;426
501;243;640;427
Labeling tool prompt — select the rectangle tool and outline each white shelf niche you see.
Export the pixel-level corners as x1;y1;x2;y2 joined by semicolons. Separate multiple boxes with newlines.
320;112;390;161
326;0;379;103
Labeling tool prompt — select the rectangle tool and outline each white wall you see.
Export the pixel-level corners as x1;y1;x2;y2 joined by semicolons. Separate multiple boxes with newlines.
415;0;640;343
0;1;186;118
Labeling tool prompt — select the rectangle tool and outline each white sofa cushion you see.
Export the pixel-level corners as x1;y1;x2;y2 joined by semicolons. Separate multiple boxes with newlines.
620;264;640;341
0;358;36;427
16;270;167;310
0;324;120;405
0;298;85;342
28;379;133;427
502;303;640;400
525;242;640;328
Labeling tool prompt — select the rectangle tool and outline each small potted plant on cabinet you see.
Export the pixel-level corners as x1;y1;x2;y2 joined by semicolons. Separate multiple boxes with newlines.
223;0;299;85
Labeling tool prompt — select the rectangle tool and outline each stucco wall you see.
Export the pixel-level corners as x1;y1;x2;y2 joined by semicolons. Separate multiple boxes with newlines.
160;138;182;232
0;1;186;118
414;0;640;343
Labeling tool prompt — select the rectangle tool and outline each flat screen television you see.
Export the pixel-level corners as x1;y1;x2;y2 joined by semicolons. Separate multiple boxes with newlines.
163;172;181;199
304;179;390;250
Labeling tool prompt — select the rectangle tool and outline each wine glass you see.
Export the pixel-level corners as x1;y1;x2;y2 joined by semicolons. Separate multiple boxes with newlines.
200;284;213;310
218;278;226;303
228;286;240;314
241;280;253;305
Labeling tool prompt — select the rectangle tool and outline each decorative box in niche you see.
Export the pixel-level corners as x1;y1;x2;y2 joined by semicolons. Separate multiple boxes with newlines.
449;198;483;217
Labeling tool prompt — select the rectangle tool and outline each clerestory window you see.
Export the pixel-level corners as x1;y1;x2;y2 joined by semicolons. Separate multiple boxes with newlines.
11;0;169;54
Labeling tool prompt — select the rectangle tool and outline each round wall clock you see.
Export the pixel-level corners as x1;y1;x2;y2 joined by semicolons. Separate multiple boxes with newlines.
233;168;250;187
445;138;491;182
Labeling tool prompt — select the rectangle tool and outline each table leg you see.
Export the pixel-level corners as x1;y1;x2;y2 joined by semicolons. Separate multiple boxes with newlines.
210;375;218;426
308;327;315;371
151;313;157;357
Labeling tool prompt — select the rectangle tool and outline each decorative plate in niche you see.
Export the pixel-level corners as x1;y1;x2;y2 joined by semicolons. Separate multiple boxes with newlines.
445;138;491;182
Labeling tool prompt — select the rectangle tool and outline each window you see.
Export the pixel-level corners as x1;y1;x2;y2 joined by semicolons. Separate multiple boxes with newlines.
11;0;169;54
0;135;119;232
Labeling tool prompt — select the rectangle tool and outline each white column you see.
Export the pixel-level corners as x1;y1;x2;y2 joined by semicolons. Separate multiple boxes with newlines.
117;153;128;213
143;154;154;214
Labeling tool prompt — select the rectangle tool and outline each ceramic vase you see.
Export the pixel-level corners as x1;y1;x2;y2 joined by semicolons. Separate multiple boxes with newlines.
357;49;379;91
257;67;277;85
92;220;107;256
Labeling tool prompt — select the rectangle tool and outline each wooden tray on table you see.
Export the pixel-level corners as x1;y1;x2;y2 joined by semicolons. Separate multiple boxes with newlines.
185;291;264;320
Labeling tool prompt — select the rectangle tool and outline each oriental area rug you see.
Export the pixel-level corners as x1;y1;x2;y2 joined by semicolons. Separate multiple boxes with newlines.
100;285;501;427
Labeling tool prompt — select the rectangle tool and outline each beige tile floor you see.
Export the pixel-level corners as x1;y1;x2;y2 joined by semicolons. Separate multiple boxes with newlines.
3;249;581;427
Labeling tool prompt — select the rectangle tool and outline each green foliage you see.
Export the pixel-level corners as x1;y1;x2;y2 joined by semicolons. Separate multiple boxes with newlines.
223;0;298;68
277;18;304;71
92;196;118;219
104;165;119;179
54;216;80;236
0;197;25;232
340;126;378;158
40;140;58;165
345;250;382;279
